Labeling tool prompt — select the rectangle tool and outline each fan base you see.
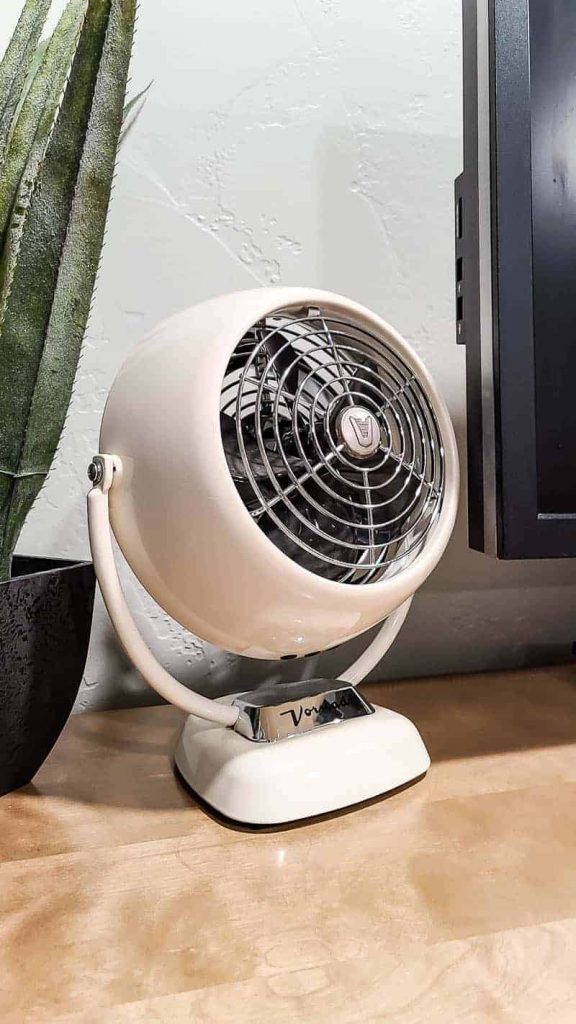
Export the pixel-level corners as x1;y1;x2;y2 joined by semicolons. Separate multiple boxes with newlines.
174;701;430;826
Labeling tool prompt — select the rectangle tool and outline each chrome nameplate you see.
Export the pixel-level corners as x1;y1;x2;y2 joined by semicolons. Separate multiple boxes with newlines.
232;679;374;743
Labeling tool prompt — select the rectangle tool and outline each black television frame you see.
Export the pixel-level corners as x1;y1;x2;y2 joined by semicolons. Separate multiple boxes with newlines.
457;0;576;558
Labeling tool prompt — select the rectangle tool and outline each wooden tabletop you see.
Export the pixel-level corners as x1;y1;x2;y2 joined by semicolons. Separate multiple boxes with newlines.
2;665;576;1023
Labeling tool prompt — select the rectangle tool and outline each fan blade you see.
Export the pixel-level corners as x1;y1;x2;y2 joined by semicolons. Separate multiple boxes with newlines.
221;413;295;482
263;328;342;415
263;329;301;395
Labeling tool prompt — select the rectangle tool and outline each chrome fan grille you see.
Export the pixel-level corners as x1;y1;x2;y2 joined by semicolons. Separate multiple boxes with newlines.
220;306;445;584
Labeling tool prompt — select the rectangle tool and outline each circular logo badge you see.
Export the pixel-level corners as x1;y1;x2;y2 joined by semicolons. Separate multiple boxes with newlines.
336;406;381;459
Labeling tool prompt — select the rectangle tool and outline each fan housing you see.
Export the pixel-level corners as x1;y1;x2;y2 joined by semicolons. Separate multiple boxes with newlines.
98;288;458;659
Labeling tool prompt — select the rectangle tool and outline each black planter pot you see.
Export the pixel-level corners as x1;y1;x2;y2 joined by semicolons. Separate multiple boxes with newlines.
0;556;95;796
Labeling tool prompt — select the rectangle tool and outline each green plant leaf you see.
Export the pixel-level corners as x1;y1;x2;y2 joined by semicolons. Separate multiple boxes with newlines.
0;0;137;579
123;80;152;123
119;79;151;147
0;0;51;163
12;37;48;125
0;0;87;253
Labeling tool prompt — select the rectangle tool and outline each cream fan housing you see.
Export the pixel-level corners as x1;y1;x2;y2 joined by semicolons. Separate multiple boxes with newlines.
96;288;458;663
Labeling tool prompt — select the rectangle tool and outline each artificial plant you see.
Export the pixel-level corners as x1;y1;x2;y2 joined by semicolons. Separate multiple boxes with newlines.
0;0;137;581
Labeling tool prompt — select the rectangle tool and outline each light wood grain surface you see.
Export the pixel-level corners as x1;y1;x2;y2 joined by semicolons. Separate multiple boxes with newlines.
2;666;576;1023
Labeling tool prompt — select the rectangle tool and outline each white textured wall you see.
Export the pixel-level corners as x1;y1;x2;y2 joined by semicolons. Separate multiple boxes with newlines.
5;0;576;710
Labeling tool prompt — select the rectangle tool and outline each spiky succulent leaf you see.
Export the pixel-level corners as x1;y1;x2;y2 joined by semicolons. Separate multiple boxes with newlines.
122;80;151;124
119;79;151;146
0;0;87;250
0;0;136;580
0;0;51;163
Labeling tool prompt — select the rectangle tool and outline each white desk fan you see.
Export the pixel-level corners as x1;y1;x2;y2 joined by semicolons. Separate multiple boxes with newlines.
87;288;458;825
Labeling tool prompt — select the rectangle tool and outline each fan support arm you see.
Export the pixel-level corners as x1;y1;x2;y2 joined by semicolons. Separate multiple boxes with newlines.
87;455;239;726
87;454;411;724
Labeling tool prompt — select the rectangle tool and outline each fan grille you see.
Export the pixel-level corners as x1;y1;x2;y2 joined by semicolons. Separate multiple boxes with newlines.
220;306;445;585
